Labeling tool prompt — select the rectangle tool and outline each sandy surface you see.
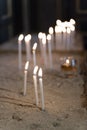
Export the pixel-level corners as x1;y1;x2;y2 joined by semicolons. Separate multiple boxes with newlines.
0;52;87;130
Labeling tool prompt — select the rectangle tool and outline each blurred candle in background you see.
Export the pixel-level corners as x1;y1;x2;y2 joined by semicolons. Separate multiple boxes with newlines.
47;34;53;69
18;34;24;70
25;34;31;61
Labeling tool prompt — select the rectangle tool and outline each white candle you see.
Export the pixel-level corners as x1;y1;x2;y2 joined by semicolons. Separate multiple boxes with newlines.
32;43;37;67
55;25;62;50
48;27;54;50
38;68;44;110
24;61;29;96
70;25;75;48
66;27;71;50
56;19;62;26
47;34;53;69
42;34;47;68
18;34;24;70
33;66;39;106
38;32;43;57
62;27;67;50
25;34;31;61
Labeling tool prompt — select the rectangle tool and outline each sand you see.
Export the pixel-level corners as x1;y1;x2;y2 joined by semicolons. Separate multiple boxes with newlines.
0;51;87;130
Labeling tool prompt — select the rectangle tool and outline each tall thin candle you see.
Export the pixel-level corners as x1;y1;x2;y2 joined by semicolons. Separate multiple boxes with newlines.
33;66;39;106
24;61;29;96
38;68;45;110
25;34;31;61
18;34;24;70
32;43;37;67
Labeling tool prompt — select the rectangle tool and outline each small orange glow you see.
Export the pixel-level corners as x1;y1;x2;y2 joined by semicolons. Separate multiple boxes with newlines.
66;59;70;65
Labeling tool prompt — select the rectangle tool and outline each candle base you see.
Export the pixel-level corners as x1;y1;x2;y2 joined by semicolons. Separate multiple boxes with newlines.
61;64;77;71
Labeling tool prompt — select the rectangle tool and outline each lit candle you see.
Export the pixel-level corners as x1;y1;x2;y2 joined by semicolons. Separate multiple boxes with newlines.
47;34;53;69
38;68;45;110
56;19;62;26
24;61;29;96
70;19;76;25
55;25;62;50
70;25;75;48
62;27;67;50
25;34;31;61
38;32;43;57
48;27;54;50
33;66;39;106
66;27;71;50
18;34;24;70
65;58;70;67
42;34;47;68
32;43;37;67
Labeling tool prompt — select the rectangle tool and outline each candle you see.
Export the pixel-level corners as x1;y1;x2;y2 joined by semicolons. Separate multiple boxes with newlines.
33;66;39;106
18;34;24;70
70;25;75;49
48;27;54;50
62;27;67;50
42;34;47;68
66;58;70;66
25;34;31;61
38;32;43;57
47;34;53;69
70;19;76;25
38;68;45;110
56;19;62;26
32;43;37;67
55;25;62;50
66;27;71;50
24;61;29;96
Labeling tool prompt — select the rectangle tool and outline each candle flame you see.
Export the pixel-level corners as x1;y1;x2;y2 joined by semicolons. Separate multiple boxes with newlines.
47;34;51;40
62;27;66;33
25;61;29;70
70;25;75;31
38;32;43;39
18;34;24;41
25;34;31;42
55;25;62;33
33;66;38;75
66;59;70;64
49;27;54;34
33;43;37;50
56;19;61;26
38;68;42;77
67;27;71;34
42;34;46;44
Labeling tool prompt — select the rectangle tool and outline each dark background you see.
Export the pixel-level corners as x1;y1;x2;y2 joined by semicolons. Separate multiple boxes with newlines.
0;0;87;49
